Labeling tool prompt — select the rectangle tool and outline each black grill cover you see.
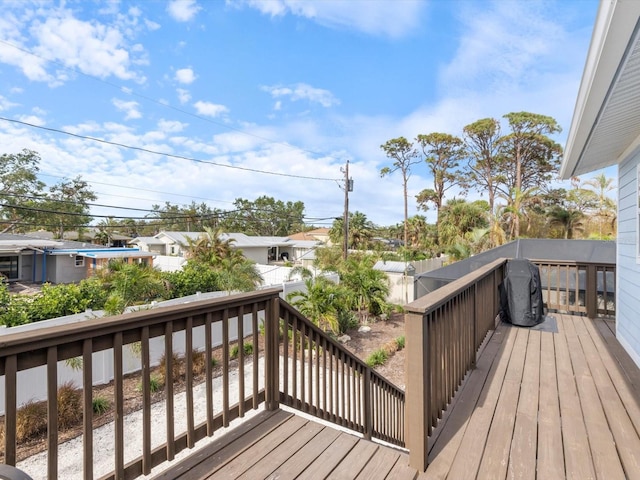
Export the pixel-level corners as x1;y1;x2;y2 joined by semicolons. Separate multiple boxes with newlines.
499;259;544;327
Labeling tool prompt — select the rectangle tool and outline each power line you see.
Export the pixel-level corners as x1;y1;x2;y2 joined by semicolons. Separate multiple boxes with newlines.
38;172;237;205
0;116;340;182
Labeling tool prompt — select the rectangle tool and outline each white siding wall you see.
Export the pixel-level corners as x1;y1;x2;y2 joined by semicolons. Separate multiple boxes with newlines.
617;154;640;367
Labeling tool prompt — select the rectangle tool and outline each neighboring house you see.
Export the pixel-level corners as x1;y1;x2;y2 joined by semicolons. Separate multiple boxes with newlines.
0;234;154;284
562;0;640;367
131;231;319;265
288;227;331;245
27;229;132;247
373;260;416;305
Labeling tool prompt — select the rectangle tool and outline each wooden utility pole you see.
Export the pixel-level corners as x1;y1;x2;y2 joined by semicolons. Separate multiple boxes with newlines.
342;160;352;260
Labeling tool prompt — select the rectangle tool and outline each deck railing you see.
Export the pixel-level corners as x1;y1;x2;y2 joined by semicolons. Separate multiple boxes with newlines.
1;289;278;479
277;301;405;446
404;257;616;472
531;260;616;318
1;288;405;479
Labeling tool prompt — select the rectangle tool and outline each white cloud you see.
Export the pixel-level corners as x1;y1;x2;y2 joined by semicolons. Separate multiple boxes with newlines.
175;67;196;84
17;114;45;126
261;83;339;108
177;88;191;104
193;101;229;117
167;0;201;22
157;119;188;133
0;6;148;86
0;95;18;111
112;98;142;120
233;0;426;38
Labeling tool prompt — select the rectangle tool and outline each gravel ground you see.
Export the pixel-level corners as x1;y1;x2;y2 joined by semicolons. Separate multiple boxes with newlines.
17;361;264;480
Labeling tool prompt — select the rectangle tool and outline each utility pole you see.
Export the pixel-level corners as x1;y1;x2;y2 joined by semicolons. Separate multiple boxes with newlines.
341;160;353;260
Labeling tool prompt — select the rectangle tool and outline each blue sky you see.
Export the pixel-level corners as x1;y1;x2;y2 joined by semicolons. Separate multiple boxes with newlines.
0;0;600;229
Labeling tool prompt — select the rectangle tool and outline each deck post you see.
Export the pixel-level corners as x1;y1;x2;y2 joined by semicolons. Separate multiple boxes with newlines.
265;295;281;410
586;263;597;319
405;308;430;472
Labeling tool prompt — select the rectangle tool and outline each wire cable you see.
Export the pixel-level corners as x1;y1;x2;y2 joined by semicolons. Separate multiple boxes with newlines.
0;116;341;181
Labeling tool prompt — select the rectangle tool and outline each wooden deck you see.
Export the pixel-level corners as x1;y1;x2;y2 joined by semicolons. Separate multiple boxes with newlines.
153;408;417;480
153;314;640;480
424;314;640;480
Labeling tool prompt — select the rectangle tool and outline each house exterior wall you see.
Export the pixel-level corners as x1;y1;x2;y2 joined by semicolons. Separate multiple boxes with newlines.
48;255;88;284
617;152;640;366
239;247;268;264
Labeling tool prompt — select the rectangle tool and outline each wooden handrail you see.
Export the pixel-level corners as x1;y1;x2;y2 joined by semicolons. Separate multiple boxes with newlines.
278;299;406;447
1;289;281;479
404;256;616;472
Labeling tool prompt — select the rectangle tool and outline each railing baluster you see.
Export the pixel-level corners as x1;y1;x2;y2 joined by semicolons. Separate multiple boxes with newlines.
164;321;175;461
237;305;245;418
141;326;152;474
113;332;124;479
283;309;289;402
222;309;230;426
314;336;320;416
205;312;214;435
185;317;195;447
252;303;259;410
82;339;93;480
300;320;305;410
4;355;17;467
47;346;58;479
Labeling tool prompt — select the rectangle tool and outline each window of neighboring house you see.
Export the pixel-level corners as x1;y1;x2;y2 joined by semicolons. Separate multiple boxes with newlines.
75;256;85;267
0;255;19;280
170;245;177;255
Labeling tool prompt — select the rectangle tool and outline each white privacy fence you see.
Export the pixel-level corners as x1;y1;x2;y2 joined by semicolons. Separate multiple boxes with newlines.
0;273;340;415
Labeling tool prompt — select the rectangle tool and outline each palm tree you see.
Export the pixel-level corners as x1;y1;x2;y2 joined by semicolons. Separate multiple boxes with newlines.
338;256;390;323
184;227;236;265
583;173;616;238
286;277;343;333
98;260;166;314
217;256;263;294
329;211;374;250
546;206;586;239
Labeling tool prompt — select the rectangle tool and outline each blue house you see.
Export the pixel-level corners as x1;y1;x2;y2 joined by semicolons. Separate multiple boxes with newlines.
562;0;640;367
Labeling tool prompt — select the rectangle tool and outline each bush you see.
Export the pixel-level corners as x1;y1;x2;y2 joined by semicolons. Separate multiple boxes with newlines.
395;336;405;350
137;375;162;393
158;352;183;384
16;400;47;442
230;342;253;359
192;349;206;376
365;349;388;368
57;382;82;429
337;310;358;334
92;396;110;415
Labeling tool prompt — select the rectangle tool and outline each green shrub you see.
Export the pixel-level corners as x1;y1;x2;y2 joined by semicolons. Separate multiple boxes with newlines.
337;310;358;334
230;342;254;359
137;375;162;393
57;382;83;429
92;396;110;415
365;349;388;368
395;336;405;350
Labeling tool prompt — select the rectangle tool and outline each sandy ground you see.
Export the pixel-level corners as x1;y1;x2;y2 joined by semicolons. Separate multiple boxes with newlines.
17;361;265;480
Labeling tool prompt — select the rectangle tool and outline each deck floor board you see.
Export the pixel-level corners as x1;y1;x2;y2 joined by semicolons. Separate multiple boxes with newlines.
151;314;640;480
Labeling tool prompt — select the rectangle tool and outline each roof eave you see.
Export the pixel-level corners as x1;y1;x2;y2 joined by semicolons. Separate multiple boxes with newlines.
561;0;640;179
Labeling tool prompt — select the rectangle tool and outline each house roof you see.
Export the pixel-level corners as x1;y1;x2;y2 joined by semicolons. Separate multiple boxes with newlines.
373;260;415;274
288;228;330;241
0;234;63;252
129;236;166;245
561;0;640;178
